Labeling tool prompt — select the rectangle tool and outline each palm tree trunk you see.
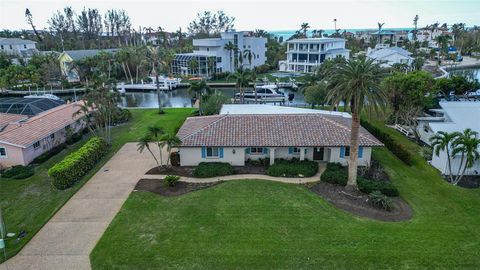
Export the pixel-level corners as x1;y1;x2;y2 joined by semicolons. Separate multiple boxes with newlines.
453;159;469;185
346;111;360;190
446;148;455;183
155;72;162;114
147;147;160;169
453;152;465;183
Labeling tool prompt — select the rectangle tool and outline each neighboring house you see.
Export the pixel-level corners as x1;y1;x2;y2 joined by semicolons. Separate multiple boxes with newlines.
278;38;350;73
219;104;352;118
0;37;38;58
371;30;409;46
416;27;454;48
176;106;382;167
366;44;413;68
58;49;118;82
0;97;65;116
0;101;85;168
171;30;266;77
416;101;480;175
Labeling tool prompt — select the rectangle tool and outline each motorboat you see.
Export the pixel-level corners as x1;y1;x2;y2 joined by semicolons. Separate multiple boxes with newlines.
235;88;285;103
24;93;61;100
255;83;278;91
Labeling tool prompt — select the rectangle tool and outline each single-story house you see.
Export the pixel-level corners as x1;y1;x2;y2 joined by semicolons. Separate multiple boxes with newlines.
0;37;38;63
416;101;480;175
366;45;413;68
59;49;118;83
0;101;85;168
176;112;383;167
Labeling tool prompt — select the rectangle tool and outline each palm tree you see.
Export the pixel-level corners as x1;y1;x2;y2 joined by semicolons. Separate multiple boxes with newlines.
300;22;310;37
148;125;165;166
243;50;254;68
430;131;461;183
147;45;164;114
435;35;451;61
326;58;388;190
451;129;480;185
188;58;199;76
228;67;254;104
413;15;419;41
224;41;236;72
207;56;216;78
160;134;182;166
188;80;210;114
377;22;385;43
137;135;161;170
25;8;43;42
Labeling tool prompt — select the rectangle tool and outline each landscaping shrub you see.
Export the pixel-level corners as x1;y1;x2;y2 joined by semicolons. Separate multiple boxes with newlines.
1;165;34;179
368;191;393;211
267;159;318;177
48;137;109;190
163;175;180;186
33;143;67;164
66;132;83;145
360;119;413;165
358;177;399;197
321;169;348;186
192;162;234;178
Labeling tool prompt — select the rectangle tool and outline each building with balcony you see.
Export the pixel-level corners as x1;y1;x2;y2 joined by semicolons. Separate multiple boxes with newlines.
171;31;267;77
278;38;349;73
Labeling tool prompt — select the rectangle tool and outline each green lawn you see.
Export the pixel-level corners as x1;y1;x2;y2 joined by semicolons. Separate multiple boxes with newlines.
0;108;194;261
91;126;480;269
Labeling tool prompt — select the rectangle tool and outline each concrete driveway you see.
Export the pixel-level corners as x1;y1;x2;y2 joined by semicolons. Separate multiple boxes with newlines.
1;143;157;270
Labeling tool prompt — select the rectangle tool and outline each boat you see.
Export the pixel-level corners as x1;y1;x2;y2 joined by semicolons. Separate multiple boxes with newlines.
255;83;278;91
24;93;61;100
235;88;286;103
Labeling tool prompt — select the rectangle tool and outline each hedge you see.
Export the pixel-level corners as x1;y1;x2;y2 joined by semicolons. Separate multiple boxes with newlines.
267;159;318;177
360;119;413;165
48;137;108;190
192;162;234;178
1;165;34;179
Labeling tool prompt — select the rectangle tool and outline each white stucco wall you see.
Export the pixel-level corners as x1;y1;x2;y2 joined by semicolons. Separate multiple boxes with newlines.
431;150;480;176
328;147;372;166
179;147;245;166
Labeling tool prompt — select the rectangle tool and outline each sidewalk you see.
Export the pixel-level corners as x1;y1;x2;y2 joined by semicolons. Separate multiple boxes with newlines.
0;143;156;270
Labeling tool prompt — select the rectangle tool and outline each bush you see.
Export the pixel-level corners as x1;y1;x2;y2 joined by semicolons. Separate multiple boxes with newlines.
358;177;399;197
114;108;132;124
254;64;272;74
66;131;83;145
267;159;318;177
360;119;413;165
163;175;180;186
1;165;34;179
48;137;109;190
321;169;348;186
192;162;234;178
368;191;393;211
33;143;67;164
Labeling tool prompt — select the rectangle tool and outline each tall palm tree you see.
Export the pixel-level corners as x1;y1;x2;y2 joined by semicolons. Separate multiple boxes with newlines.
228;67;254;104
147;45;164;114
243;49;254;68
137;135;161;170
188;58;199;76
300;22;310;37
430;131;461;183
148;125;165;166
224;41;236;72
413;15;419;41
451;129;480;185
435;35;451;60
188;80;210;115
160;134;182;166
326;58;388;190
377;22;385;43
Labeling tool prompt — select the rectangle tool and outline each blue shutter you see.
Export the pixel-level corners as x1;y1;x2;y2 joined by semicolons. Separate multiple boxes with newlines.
263;148;268;154
340;147;345;158
219;147;224;158
246;148;250;154
358;146;363;158
288;147;293;154
201;147;206;158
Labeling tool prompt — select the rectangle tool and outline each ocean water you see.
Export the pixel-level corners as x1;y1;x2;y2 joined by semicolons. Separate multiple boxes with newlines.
269;28;413;41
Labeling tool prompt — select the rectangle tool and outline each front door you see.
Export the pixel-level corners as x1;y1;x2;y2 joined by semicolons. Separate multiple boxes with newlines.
313;147;324;161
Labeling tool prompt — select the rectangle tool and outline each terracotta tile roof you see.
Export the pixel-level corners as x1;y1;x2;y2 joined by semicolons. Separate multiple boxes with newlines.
0;101;84;148
177;114;383;147
0;113;28;130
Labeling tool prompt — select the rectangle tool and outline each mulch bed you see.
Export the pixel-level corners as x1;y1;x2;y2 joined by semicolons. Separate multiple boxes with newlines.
135;179;220;196
308;181;413;222
145;164;267;177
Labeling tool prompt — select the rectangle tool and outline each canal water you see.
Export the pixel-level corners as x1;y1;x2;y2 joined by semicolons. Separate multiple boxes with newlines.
449;67;480;82
118;87;305;108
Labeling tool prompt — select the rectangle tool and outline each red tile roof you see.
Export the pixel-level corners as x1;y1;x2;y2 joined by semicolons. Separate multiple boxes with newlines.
0;113;28;130
177;114;383;147
0;101;84;148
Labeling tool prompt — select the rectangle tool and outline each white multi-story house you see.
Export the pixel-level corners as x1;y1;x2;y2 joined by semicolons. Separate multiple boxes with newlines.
278;38;350;73
0;38;38;62
416;27;454;48
171;31;267;77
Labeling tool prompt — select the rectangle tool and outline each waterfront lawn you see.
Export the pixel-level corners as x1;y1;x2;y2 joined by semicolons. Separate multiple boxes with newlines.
0;108;194;261
91;125;480;269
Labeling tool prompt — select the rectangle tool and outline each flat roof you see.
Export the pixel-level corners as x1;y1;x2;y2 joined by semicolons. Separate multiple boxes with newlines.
287;38;345;43
429;101;480;133
220;104;351;118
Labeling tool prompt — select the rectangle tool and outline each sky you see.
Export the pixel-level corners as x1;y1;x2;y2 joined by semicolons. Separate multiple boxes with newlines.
1;0;479;32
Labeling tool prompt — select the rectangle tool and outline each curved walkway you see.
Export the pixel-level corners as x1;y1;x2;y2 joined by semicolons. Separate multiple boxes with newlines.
1;143;157;270
142;163;326;184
